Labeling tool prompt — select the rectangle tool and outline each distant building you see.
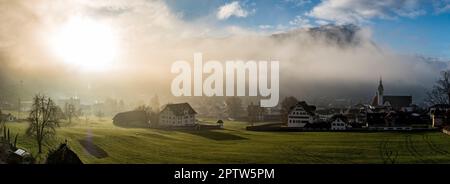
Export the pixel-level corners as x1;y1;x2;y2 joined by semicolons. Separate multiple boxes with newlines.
159;103;197;127
429;104;450;128
247;102;266;122
366;112;386;127
316;108;343;122
217;120;224;128
344;104;367;124
263;106;282;122
113;110;149;128
371;78;412;110
0;113;16;122
330;114;351;130
287;101;316;128
19;101;33;112
57;97;81;111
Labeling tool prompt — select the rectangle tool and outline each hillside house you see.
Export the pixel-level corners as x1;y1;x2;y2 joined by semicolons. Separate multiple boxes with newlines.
287;101;316;128
159;103;197;127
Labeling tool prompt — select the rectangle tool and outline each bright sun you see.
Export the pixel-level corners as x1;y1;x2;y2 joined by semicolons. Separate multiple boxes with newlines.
49;16;119;71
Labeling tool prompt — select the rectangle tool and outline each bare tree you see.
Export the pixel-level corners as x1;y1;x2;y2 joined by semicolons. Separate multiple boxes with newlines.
150;94;160;113
135;105;152;114
95;110;104;121
26;94;60;154
0;109;4;127
135;105;158;127
64;103;77;124
225;97;243;119
427;70;450;105
281;96;298;124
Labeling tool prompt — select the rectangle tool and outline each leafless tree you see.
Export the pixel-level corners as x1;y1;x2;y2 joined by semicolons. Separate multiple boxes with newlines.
26;94;60;154
135;105;152;113
426;70;450;105
64;103;77;124
150;94;160;113
281;96;298;124
95;110;104;121
0;109;4;128
225;97;243;119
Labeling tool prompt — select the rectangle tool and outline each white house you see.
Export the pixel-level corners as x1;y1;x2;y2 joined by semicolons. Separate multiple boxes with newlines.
330;114;351;130
287;101;316;128
159;103;197;127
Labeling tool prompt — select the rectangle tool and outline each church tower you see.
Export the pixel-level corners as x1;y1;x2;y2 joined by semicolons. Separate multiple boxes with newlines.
377;77;384;106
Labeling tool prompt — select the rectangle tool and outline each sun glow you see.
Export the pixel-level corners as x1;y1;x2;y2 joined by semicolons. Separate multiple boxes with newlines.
49;16;119;71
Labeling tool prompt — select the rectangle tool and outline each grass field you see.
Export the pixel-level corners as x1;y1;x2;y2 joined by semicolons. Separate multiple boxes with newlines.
4;118;450;164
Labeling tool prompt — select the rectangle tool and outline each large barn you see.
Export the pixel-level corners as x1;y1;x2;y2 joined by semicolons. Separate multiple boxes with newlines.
112;110;149;128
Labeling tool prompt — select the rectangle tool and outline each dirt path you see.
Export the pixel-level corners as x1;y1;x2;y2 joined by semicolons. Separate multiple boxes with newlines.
79;139;109;159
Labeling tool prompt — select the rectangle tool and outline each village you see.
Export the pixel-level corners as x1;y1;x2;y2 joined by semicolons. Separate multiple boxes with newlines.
1;78;449;133
1;77;450;164
110;78;450;132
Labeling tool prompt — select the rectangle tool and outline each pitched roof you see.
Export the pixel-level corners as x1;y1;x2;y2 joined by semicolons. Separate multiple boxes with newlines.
0;113;14;121
329;114;349;123
289;101;316;115
113;110;147;122
371;95;378;106
383;96;412;109
161;103;197;116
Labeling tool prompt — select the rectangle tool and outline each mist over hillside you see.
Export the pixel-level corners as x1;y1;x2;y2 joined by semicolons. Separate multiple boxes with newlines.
270;24;447;106
0;0;447;108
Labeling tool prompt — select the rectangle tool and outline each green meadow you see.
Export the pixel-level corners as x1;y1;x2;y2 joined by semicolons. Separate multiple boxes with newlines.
4;118;450;164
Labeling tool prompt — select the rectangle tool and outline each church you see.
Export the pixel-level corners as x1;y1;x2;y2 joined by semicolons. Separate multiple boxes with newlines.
371;78;412;110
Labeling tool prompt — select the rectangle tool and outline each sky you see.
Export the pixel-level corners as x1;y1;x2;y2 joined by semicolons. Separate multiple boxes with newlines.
166;0;450;59
1;0;450;106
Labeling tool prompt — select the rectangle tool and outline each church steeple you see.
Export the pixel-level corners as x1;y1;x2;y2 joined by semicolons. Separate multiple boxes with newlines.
377;77;384;106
